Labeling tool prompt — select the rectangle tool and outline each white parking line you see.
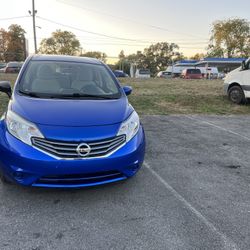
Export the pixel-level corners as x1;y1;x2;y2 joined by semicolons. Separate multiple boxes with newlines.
186;115;250;142
144;162;239;250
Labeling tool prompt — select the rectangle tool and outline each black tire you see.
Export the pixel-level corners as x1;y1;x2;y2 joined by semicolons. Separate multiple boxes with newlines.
228;86;246;104
0;173;11;185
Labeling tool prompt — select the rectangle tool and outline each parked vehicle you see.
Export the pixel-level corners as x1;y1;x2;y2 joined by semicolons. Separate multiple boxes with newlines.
166;65;219;78
224;58;250;104
0;62;23;73
181;68;203;79
0;55;146;188
0;63;6;70
135;69;151;79
113;70;129;78
218;72;226;79
157;71;172;78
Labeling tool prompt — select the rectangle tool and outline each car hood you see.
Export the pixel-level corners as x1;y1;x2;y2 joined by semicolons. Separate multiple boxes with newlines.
224;67;241;82
10;94;133;127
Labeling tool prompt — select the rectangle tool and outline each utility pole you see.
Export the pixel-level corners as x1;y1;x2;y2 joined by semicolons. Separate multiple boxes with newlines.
29;0;37;53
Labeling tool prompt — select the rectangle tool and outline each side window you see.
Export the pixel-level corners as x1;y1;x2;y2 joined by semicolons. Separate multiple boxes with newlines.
100;68;118;93
21;63;39;90
93;69;102;88
247;60;250;70
242;59;250;71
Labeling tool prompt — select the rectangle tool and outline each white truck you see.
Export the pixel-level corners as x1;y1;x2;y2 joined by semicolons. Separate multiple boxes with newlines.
224;58;250;104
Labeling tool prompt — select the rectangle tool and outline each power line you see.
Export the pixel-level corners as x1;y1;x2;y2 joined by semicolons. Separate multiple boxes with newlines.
36;16;209;47
30;34;208;44
57;0;207;40
66;36;208;45
0;16;30;21
68;35;208;43
75;37;208;45
82;42;205;49
29;36;208;47
28;37;206;49
83;43;153;47
36;16;158;43
82;41;208;46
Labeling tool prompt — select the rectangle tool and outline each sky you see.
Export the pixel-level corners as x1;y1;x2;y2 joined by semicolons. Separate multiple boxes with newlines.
0;0;250;63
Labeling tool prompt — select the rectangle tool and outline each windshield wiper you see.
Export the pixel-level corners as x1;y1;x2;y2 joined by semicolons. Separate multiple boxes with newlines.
19;90;43;98
60;93;117;99
19;91;118;100
19;91;56;99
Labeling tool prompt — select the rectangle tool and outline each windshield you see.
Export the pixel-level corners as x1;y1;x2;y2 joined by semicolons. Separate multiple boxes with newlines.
187;69;201;74
18;61;121;99
139;69;150;75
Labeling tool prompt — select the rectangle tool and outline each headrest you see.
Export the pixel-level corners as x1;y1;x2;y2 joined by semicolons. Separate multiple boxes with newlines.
37;65;54;80
77;67;93;81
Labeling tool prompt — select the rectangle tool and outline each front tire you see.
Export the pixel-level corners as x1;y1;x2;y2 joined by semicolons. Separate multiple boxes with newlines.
0;173;11;185
228;86;246;104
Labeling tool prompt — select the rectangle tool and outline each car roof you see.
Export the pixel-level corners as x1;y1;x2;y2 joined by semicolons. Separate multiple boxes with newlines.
30;55;102;65
138;68;150;71
7;62;23;66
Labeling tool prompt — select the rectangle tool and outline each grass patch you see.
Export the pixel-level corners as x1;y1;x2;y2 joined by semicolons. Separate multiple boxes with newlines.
119;78;250;115
0;73;17;116
1;74;250;116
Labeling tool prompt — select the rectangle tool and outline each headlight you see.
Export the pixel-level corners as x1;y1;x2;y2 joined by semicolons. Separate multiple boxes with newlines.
0;112;5;121
6;110;44;145
117;111;140;142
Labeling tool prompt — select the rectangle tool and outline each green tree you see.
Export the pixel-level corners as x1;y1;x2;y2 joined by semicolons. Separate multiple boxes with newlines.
208;18;250;58
127;51;146;68
143;42;179;75
81;51;107;63
114;43;180;75
190;53;206;60
0;28;8;61
39;30;80;55
206;45;224;58
118;50;125;60
174;52;186;62
0;25;26;62
114;50;145;74
115;50;131;72
118;50;126;71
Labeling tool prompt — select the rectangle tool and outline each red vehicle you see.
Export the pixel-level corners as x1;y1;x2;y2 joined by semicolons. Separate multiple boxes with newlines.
181;68;203;79
0;62;23;73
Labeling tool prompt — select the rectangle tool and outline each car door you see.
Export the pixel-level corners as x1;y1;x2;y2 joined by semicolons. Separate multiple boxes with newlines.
242;60;250;85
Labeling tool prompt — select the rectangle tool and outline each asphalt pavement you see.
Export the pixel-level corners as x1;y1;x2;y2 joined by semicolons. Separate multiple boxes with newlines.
0;115;250;250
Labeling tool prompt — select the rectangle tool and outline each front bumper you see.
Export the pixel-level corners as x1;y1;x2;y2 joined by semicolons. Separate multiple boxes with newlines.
0;121;145;188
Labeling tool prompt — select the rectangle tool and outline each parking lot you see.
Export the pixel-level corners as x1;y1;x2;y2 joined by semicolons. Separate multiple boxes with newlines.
0;115;250;250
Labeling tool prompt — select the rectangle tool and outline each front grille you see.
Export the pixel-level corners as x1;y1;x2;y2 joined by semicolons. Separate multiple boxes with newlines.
31;135;126;159
35;171;125;186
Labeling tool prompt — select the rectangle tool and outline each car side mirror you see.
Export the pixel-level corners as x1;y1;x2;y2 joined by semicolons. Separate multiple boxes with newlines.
242;60;246;70
246;59;250;70
123;86;132;96
0;81;12;98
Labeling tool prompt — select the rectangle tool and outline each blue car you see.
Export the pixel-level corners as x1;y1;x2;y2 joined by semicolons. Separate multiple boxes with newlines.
113;70;129;78
0;55;145;188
